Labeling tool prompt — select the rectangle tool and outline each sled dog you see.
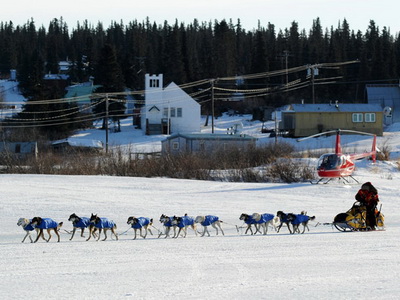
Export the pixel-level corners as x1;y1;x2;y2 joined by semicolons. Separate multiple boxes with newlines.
287;211;315;234
30;217;63;243
158;214;176;238
68;213;97;240
251;213;280;235
276;211;293;234
127;216;153;239
195;215;224;237
17;218;45;243
88;214;118;241
171;214;198;238
239;213;258;235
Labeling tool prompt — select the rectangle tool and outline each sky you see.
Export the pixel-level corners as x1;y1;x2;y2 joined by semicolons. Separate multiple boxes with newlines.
1;0;399;33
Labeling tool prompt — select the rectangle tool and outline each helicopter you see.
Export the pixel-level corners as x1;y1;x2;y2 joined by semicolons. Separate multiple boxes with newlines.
297;129;377;184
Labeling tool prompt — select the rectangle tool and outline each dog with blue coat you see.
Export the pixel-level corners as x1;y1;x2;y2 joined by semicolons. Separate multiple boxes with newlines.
127;216;153;239
195;215;224;237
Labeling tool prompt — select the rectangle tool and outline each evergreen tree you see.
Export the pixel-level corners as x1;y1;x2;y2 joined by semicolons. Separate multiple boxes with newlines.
92;43;126;131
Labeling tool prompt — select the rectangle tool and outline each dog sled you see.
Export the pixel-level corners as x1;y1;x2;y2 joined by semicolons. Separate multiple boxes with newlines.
331;201;385;232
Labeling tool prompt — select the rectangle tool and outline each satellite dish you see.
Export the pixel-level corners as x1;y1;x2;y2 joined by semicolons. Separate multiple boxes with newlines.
383;106;392;117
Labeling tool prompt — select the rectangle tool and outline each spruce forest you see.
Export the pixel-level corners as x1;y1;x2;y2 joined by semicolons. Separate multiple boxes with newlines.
0;17;399;139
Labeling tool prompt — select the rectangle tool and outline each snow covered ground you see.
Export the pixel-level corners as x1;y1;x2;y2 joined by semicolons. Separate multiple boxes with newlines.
1;114;400;299
0;165;399;299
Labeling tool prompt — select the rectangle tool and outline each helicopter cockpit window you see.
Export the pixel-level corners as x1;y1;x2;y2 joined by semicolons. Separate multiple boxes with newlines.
318;154;339;170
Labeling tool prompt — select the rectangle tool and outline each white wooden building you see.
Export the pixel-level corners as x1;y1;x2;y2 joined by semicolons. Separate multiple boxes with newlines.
141;74;201;135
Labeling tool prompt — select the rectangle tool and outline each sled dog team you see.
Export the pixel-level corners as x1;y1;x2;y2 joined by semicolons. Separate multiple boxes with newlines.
17;211;315;243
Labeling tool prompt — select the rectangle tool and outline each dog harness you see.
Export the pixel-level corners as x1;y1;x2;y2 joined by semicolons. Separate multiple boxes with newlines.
35;218;58;229
255;213;274;224
291;214;310;225
73;217;91;228
94;218;116;229
201;215;219;226
23;220;35;231
176;216;195;228
131;217;151;229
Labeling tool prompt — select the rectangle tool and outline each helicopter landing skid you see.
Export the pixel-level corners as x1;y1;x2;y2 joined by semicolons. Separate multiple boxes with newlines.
310;176;359;185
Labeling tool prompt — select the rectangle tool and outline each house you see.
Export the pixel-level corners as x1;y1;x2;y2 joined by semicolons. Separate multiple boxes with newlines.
64;80;101;108
141;74;201;135
0;142;38;158
161;133;257;155
279;102;383;137
52;138;103;152
366;84;400;125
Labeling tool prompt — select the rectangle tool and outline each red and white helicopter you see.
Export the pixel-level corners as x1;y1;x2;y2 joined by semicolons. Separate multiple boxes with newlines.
297;129;377;184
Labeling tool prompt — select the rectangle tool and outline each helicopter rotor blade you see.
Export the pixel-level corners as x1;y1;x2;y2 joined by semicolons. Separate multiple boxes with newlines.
296;130;337;142
337;129;376;137
297;129;376;142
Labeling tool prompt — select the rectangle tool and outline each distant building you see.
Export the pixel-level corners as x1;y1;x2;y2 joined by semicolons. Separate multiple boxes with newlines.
366;84;400;125
52;138;103;152
280;102;383;137
141;74;201;135
161;133;257;155
64;80;101;108
0;142;38;158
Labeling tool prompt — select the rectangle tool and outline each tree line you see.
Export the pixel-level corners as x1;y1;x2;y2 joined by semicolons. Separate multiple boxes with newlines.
0;17;399;139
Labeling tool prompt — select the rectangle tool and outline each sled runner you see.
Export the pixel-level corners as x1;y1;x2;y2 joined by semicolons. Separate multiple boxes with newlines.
332;201;385;232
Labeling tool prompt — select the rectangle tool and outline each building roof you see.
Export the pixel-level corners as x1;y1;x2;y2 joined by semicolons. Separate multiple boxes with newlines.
164;133;257;141
366;84;400;104
52;138;103;149
65;82;101;105
289;103;382;113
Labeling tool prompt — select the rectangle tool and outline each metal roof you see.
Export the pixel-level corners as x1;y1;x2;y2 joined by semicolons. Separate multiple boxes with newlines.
366;84;400;103
289;103;382;113
165;133;257;141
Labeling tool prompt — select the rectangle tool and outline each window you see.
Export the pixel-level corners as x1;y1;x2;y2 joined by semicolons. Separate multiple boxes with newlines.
172;142;179;150
170;108;176;117
365;113;376;123
163;107;168;117
177;108;182;117
150;79;159;88
352;113;363;123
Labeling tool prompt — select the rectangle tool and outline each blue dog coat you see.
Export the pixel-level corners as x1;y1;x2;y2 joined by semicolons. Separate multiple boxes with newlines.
244;216;256;225
24;220;35;231
74;217;91;228
35;218;58;229
201;215;219;226
94;218;116;229
255;213;274;224
291;214;309;225
131;217;151;229
176;216;194;228
163;217;174;227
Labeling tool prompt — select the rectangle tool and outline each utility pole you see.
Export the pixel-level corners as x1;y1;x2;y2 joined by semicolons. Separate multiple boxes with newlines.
278;50;291;91
211;79;215;134
311;67;315;104
308;64;318;104
283;50;289;91
105;94;109;153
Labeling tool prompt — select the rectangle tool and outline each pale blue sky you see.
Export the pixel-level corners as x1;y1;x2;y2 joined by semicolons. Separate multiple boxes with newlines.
1;0;398;33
